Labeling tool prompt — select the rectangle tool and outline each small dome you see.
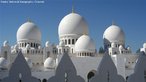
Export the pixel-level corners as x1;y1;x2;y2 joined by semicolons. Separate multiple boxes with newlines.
0;57;8;69
103;24;125;45
44;57;55;69
38;46;41;49
45;41;50;47
119;45;124;50
58;13;88;37
3;41;9;46
143;43;146;48
17;21;41;42
25;57;32;68
127;46;131;51
75;35;95;52
59;41;65;46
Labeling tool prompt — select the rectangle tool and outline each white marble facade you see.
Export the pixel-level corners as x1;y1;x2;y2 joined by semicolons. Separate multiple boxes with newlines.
0;11;145;82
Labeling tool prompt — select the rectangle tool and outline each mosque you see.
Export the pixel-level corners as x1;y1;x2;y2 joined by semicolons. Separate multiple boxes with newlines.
0;9;146;82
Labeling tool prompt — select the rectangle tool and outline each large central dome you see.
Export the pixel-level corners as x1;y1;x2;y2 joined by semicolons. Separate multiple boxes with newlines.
17;21;41;42
58;13;88;37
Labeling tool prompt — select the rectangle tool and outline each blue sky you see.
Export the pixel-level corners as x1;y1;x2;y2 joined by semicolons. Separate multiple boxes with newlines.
0;0;146;52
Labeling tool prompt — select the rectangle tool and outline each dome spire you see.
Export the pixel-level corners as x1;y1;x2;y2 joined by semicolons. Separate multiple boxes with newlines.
112;20;116;25
27;17;32;22
72;5;75;13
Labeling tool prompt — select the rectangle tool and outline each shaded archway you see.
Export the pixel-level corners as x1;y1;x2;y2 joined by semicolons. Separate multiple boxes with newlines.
19;73;22;82
42;79;47;82
87;70;96;82
126;76;129;82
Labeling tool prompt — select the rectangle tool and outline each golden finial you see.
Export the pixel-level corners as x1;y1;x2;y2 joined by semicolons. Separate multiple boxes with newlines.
112;20;116;25
72;5;75;13
27;17;32;22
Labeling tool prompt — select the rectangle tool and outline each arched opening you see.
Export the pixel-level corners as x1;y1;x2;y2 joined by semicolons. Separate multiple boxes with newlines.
114;52;117;54
38;51;40;54
65;39;67;45
25;43;27;47
72;39;74;44
87;53;89;56
20;43;21;47
33;43;35;47
37;63;39;65
116;44;117;47
22;43;24;47
47;51;50;57
82;53;84;56
72;48;73;53
42;79;47;82
65;72;68;82
126;76;129;81
27;50;29;54
121;51;123;54
64;49;65;53
68;49;69;53
87;70;96;82
31;43;33;47
36;44;38;48
68;39;70;44
19;73;22;82
4;51;7;59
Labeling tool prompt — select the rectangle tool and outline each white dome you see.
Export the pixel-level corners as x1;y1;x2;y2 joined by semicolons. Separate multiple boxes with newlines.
25;57;32;68
103;24;125;45
0;57;8;69
17;21;41;42
44;57;55;69
45;41;50;47
127;46;131;51
75;35;95;52
58;13;88;37
3;41;9;46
